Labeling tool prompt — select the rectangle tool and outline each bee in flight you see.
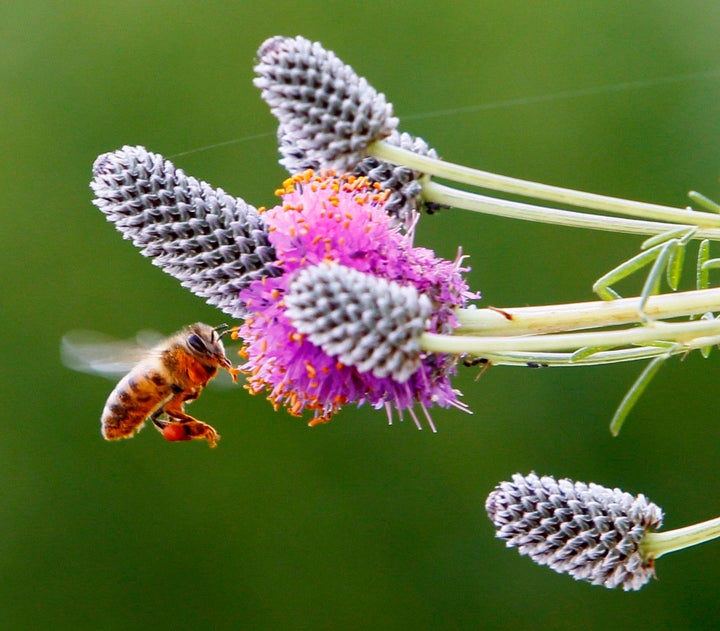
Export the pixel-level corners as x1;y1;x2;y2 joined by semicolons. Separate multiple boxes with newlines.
63;323;239;447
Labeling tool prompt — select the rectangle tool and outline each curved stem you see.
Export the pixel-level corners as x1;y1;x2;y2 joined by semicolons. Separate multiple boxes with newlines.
456;288;720;336
420;319;720;354
370;141;720;230
642;516;720;560
473;345;674;367
422;181;720;240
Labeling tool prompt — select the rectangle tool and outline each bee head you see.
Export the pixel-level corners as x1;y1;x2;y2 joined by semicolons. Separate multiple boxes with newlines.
184;323;234;370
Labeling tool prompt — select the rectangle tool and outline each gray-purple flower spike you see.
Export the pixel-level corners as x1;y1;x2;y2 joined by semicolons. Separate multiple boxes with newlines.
90;145;280;318
284;262;433;382
254;35;399;173
486;473;664;591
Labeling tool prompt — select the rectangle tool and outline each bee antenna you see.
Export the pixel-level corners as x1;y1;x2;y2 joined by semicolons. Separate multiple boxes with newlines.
215;324;237;339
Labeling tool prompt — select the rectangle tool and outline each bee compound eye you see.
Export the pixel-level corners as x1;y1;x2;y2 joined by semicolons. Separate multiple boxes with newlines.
187;333;207;355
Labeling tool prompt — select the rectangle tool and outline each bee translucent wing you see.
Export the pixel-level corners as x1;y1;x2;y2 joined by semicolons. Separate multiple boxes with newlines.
61;329;163;379
61;329;242;388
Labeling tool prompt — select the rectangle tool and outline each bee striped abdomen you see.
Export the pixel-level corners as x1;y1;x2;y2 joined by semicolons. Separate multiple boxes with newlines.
101;365;172;440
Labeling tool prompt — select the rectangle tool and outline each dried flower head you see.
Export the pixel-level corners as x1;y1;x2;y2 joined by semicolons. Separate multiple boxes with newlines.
237;170;474;428
486;473;664;591
255;36;441;225
254;35;398;173
285;261;433;382
90;145;281;317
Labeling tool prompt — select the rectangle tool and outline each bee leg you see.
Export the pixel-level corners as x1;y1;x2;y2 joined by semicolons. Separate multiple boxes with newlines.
152;415;221;447
156;394;221;447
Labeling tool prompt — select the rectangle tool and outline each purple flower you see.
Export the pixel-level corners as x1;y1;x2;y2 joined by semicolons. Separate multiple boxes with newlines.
238;171;475;428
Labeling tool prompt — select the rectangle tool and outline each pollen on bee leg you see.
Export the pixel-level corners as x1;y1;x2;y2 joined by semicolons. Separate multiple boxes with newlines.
160;423;192;442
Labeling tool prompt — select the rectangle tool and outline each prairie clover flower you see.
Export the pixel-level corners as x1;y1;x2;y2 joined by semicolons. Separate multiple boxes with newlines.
255;35;720;240
252;34;720;433
237;170;474;428
254;35;440;223
90;146;474;428
91;145;280;317
487;473;720;591
87;37;720;436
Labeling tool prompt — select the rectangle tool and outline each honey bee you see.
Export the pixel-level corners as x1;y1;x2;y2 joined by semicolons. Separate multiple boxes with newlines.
63;323;239;447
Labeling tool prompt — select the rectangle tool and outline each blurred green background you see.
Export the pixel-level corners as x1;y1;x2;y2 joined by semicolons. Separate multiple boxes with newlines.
3;1;720;628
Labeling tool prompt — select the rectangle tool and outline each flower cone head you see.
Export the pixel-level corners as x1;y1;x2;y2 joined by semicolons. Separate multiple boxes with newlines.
486;473;664;591
90;145;280;317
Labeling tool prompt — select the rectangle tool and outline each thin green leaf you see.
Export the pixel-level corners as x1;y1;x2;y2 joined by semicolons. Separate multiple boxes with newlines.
638;243;673;314
642;226;695;249
689;190;720;214
609;353;671;436
697;239;710;290
593;244;665;301
666;242;684;290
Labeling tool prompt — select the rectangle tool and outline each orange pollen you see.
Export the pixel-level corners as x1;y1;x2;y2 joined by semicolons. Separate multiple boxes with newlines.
270;288;281;300
305;361;317;379
308;417;325;427
289;332;304;343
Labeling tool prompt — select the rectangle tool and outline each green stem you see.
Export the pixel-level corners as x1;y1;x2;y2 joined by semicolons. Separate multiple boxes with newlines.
421;181;720;240
473;345;673;367
370;141;720;230
420;319;720;354
456;287;720;336
641;516;720;560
